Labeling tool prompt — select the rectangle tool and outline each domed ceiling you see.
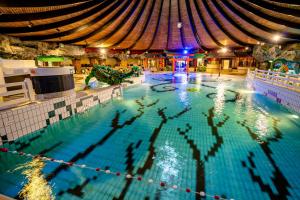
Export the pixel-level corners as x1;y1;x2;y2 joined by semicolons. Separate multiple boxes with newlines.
1;0;300;51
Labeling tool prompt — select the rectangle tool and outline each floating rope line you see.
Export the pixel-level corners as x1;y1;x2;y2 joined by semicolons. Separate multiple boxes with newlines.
0;148;234;200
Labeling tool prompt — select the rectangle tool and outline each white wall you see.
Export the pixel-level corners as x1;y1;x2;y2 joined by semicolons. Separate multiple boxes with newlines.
0;59;36;76
251;79;300;113
0;67;6;101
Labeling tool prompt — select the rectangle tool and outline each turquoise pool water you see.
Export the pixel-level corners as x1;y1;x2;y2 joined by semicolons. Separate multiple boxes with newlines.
0;73;300;200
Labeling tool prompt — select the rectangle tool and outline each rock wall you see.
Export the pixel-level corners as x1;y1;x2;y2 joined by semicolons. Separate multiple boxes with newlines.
0;34;85;60
253;43;300;63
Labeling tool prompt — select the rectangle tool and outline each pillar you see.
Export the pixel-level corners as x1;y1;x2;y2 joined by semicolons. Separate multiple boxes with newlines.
90;58;97;66
72;59;81;74
172;57;175;74
0;66;6;102
186;58;189;74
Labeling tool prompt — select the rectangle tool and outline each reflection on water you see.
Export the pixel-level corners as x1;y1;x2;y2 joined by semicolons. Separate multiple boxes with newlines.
255;113;269;142
157;141;181;185
214;82;225;116
179;90;189;106
16;158;54;200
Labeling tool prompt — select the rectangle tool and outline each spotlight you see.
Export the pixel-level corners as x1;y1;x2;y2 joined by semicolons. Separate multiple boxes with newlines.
100;49;106;54
177;22;182;29
291;114;299;119
245;46;249;50
273;34;281;42
183;50;188;54
220;47;228;53
27;21;33;28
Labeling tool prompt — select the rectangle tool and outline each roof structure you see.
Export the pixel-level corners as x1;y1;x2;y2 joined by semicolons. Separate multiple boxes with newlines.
1;0;300;50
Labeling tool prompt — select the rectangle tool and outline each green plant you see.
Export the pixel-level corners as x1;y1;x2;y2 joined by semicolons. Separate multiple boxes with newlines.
198;65;206;72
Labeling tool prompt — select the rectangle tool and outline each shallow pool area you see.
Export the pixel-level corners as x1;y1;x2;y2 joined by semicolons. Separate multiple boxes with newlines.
0;73;300;200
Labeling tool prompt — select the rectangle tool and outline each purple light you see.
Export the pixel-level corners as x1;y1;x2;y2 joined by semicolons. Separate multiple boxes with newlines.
183;50;188;54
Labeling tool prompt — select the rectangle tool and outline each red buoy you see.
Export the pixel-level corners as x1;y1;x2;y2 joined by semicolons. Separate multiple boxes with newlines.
0;148;8;152
137;176;142;181
95;168;100;171
160;182;165;187
186;188;191;193
214;195;220;199
116;172;121;176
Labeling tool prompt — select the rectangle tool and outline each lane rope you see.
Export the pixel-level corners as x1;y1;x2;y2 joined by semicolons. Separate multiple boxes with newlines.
0;148;234;200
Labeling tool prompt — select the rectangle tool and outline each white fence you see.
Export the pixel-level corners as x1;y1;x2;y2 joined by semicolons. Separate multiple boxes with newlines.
0;78;35;110
247;69;300;92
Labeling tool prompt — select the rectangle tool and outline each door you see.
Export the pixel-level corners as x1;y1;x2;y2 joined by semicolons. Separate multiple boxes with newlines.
176;60;186;72
222;59;230;70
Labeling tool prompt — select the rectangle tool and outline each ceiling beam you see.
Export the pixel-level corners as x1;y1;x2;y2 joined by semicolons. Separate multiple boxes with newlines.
177;0;186;49
269;0;300;5
19;0;126;41
223;0;300;40
185;0;212;50
234;0;300;29
128;0;156;49
0;0;112;34
104;0;149;48
166;0;172;50
0;0;91;7
202;0;252;46
147;0;164;50
86;0;141;46
248;0;300;17
193;0;224;47
0;0;99;22
212;0;268;43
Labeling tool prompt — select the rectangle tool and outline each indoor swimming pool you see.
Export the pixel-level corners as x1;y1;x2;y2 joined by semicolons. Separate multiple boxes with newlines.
0;73;300;200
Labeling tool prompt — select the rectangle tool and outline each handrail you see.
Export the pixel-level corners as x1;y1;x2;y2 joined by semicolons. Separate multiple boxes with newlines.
0;78;35;110
247;69;300;92
0;81;24;88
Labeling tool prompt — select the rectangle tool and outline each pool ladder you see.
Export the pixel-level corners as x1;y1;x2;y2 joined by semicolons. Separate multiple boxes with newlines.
111;85;123;99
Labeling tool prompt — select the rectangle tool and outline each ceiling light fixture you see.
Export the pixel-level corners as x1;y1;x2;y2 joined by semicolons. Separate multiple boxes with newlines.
27;21;33;28
220;47;228;53
100;49;106;54
272;34;281;42
177;22;182;29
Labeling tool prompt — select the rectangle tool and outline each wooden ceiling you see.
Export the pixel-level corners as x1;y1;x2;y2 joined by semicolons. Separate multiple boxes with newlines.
1;0;300;51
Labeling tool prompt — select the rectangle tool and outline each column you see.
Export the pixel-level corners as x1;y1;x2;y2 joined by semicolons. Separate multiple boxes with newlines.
72;59;81;74
0;66;6;102
90;58;97;66
186;58;189;74
172;57;175;74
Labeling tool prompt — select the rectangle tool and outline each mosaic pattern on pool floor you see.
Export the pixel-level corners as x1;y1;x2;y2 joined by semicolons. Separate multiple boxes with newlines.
0;73;300;200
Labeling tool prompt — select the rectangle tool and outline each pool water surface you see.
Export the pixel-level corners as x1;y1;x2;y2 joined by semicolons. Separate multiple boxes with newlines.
0;73;300;200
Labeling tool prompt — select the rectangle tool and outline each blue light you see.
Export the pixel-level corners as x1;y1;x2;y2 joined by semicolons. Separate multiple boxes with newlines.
183;50;188;54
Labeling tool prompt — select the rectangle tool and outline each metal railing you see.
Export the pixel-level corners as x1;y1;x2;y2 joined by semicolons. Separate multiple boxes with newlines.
0;78;35;110
247;69;300;92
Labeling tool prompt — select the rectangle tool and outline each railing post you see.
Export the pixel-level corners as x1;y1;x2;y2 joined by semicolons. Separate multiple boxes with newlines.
119;85;123;97
285;74;290;89
254;68;257;79
24;78;36;101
